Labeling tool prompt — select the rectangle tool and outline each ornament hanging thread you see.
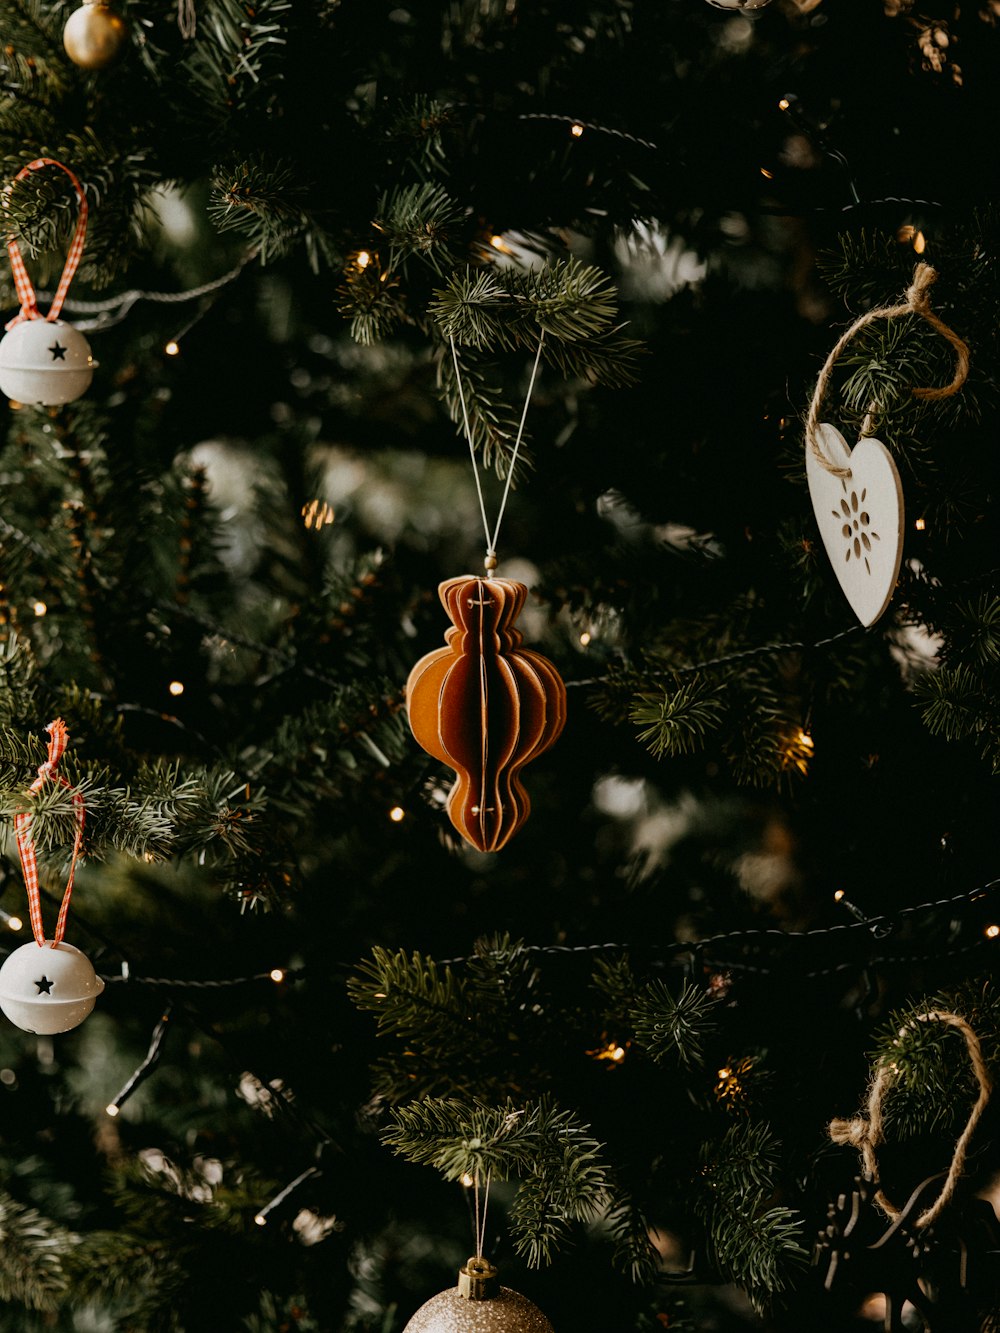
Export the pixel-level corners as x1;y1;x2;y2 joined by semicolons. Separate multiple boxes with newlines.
405;335;567;853
0;719;104;1034
804;263;969;627
0;159;97;406
402;1174;554;1333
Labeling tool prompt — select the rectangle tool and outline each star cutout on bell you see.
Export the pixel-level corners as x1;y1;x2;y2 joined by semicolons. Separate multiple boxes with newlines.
48;341;67;362
34;976;53;994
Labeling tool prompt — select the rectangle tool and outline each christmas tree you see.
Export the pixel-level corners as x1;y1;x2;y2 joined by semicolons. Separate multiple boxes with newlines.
0;1;998;1329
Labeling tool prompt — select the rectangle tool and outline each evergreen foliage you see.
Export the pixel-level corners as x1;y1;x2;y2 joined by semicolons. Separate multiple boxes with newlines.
0;0;996;1329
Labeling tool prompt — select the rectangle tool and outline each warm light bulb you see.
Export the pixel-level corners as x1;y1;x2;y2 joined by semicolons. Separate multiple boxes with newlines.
254;1213;267;1227
760;167;774;180
389;806;405;823
490;235;504;249
165;340;180;357
717;1067;731;1081
570;123;584;137
106;1103;120;1118
32;601;47;617
834;890;845;902
912;230;926;254
270;968;285;983
356;250;372;270
6;916;21;932
460;1173;475;1188
610;1046;625;1063
579;632;591;646
915;517;926;531
797;729;814;750
778;97;791;111
986;924;1000;940
301;499;335;530
168;680;185;697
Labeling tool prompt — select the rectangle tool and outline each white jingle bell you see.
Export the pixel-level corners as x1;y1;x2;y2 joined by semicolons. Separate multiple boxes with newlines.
0;318;96;406
0;940;105;1034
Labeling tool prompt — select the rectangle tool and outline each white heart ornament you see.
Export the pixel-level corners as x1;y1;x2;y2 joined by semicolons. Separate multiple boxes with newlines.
805;423;904;627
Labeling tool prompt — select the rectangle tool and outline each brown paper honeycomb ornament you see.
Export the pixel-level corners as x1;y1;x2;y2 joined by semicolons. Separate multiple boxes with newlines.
406;576;566;852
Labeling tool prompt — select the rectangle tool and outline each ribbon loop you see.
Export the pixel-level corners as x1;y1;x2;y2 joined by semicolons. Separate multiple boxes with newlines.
4;159;89;330
13;719;86;948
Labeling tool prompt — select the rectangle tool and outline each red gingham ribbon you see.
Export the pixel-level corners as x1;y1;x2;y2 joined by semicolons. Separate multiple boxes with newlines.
14;720;86;948
4;159;88;331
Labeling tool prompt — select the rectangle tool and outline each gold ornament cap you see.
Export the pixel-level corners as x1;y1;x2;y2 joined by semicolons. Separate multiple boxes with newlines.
458;1257;499;1301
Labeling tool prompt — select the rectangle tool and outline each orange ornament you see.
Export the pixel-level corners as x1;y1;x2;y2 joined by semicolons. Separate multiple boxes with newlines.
406;576;566;852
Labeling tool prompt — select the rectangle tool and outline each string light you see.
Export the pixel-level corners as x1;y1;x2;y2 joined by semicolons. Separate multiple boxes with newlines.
760;167;774;180
778;97;791;111
164;340;180;357
986;925;999;939
105;1007;172;1118
833;890;845;902
782;728;814;776
579;632;592;646
912;230;926;254
588;1038;628;1065
0;908;22;932
570;123;584;138
168;680;185;697
915;517;927;531
389;806;405;822
269;968;286;983
301;499;335;530
460;1172;476;1188
253;1164;321;1228
32;601;47;617
715;1057;755;1105
355;250;372;270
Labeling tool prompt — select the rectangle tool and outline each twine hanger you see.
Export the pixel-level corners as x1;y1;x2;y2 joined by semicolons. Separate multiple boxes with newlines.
805;263;970;479
829;1010;992;1230
449;333;545;571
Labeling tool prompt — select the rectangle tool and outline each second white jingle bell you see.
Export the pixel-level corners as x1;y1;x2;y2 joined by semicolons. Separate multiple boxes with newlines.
0;317;95;406
0;940;104;1034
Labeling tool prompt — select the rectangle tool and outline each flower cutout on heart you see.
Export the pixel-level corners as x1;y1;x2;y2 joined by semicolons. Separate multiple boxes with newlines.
832;481;880;575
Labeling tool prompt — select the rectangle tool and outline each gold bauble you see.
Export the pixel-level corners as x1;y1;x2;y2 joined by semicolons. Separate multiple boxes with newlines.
63;1;129;70
403;1260;554;1333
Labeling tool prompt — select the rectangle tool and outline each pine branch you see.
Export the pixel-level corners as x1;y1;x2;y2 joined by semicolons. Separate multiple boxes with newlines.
385;1097;615;1267
374;183;463;276
0;1192;73;1312
209;157;308;261
630;980;719;1071
696;1122;807;1300
630;678;726;759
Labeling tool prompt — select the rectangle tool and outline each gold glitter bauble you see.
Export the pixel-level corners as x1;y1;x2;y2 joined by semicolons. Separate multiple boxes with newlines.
63;2;129;69
402;1286;554;1333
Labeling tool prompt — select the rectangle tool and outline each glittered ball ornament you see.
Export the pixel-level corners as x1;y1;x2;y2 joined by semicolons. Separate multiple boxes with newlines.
62;1;129;69
0;317;95;406
403;1260;554;1333
0;941;104;1034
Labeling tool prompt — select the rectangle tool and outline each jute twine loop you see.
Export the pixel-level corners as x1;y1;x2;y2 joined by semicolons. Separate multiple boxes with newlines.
806;263;971;479
829;1010;992;1230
